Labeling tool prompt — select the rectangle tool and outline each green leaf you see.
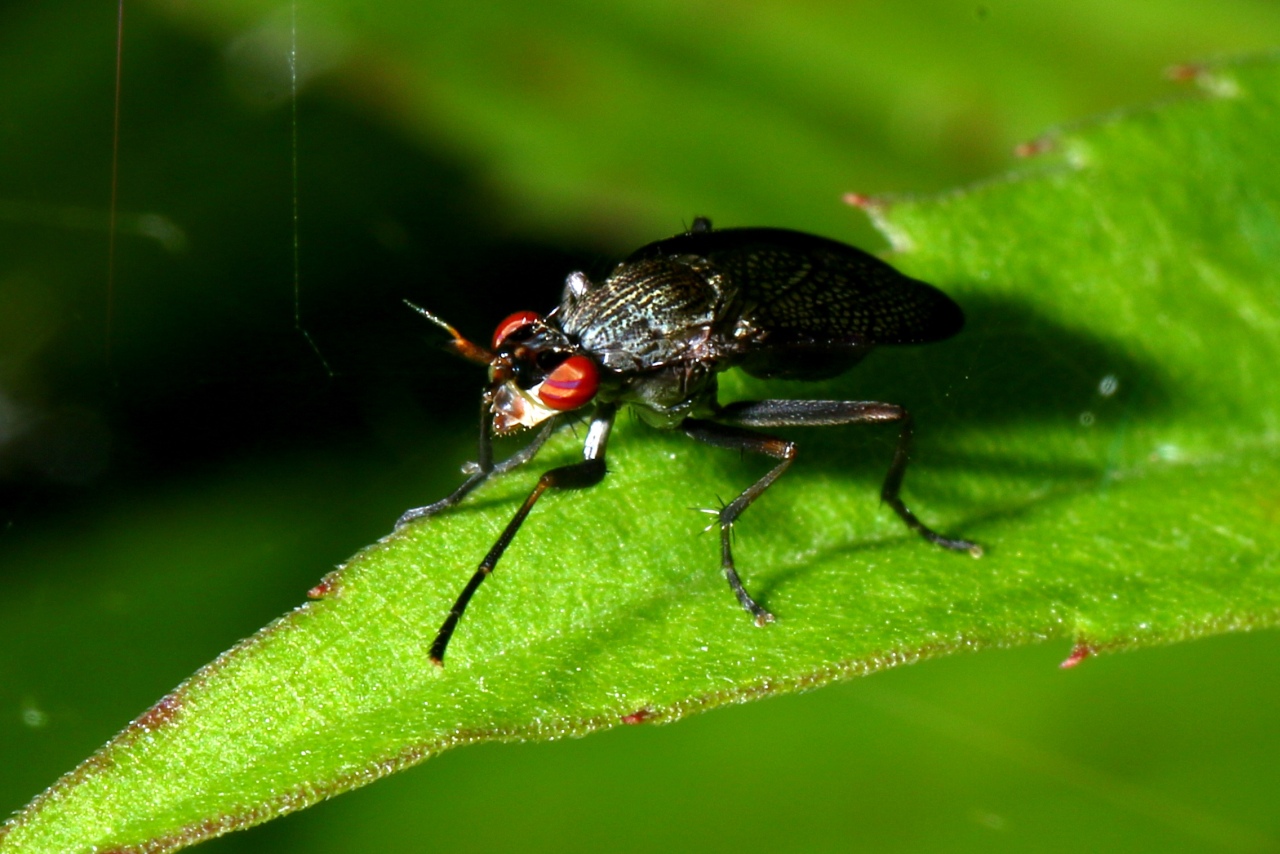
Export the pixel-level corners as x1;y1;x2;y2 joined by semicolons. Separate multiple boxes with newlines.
4;54;1280;854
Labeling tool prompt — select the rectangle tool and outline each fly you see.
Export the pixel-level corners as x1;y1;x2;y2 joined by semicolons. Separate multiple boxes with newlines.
400;217;980;665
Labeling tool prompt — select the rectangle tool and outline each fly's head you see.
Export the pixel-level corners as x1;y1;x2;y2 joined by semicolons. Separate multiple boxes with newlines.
484;311;601;435
405;300;602;436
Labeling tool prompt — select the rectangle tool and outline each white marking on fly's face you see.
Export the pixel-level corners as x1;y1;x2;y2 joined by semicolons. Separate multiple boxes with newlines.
490;381;558;434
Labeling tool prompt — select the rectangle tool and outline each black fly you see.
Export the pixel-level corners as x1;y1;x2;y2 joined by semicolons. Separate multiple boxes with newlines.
400;217;979;665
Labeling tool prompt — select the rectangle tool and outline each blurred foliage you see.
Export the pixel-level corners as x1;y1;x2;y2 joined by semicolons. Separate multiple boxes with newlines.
2;1;1280;852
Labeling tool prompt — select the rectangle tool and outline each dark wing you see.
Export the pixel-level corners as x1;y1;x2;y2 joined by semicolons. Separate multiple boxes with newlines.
627;226;963;345
627;226;964;379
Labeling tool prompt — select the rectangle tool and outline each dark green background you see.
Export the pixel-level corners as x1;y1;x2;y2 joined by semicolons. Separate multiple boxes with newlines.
2;1;1279;851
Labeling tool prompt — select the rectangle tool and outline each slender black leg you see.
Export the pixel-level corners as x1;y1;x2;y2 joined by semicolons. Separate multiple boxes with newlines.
396;400;558;529
681;419;793;626
429;404;616;665
718;399;980;552
683;398;980;625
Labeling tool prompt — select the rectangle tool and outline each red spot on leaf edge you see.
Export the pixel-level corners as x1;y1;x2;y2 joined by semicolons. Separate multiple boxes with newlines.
1060;643;1096;669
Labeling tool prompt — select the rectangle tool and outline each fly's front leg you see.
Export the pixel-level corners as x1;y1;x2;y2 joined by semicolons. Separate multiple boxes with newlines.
680;419;794;626
429;404;617;666
396;399;558;529
720;399;980;554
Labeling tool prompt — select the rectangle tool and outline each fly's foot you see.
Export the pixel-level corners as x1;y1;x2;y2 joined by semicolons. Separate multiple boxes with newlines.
924;530;983;556
396;499;450;529
696;500;731;534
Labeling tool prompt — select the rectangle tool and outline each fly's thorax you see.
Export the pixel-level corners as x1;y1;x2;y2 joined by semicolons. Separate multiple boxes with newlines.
558;256;736;372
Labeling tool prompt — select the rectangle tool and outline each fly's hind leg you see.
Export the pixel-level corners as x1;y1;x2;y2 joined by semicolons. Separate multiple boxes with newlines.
719;399;979;553
682;399;980;625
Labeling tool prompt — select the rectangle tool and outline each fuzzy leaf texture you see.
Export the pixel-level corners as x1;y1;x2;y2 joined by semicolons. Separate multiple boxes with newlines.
3;55;1279;854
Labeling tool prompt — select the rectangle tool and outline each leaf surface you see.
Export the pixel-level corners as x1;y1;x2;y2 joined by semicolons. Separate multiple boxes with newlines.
4;55;1280;854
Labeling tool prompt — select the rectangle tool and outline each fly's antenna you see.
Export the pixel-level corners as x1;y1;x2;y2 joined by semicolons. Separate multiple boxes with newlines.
404;300;493;365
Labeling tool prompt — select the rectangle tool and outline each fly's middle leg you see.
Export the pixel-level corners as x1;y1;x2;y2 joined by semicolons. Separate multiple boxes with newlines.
681;418;794;626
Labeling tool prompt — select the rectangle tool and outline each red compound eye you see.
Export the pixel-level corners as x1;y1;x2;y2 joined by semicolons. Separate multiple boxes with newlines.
537;355;599;411
491;311;541;349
